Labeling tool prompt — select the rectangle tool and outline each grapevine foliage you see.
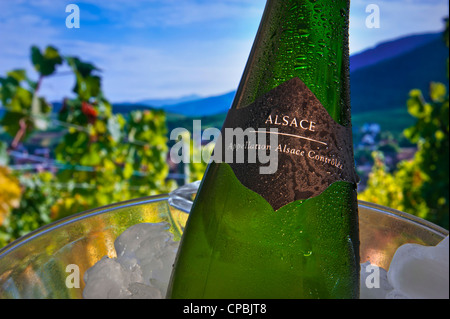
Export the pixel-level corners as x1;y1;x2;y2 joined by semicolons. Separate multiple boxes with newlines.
0;46;179;247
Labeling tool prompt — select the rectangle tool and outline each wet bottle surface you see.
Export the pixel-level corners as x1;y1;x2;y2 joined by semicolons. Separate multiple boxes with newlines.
167;0;360;299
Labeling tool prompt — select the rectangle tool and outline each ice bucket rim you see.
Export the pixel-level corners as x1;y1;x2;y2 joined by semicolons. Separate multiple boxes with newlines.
0;197;448;260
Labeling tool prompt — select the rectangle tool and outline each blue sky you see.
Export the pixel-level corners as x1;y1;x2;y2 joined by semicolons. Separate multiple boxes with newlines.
0;0;448;103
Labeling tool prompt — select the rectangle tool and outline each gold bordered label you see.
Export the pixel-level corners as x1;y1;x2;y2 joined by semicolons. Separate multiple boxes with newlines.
216;77;359;211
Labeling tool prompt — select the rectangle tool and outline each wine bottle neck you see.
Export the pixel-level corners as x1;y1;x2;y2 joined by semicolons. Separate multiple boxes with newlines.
232;0;351;126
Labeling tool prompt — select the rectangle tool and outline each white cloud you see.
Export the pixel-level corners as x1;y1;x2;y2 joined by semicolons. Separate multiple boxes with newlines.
0;0;261;102
0;14;60;74
0;0;448;102
33;36;253;102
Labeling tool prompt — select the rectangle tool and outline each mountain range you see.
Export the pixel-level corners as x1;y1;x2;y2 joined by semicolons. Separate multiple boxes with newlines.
113;31;448;121
117;94;202;108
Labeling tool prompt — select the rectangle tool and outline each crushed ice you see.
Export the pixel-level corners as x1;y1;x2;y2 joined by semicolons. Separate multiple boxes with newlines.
83;223;178;299
83;222;449;299
361;236;449;299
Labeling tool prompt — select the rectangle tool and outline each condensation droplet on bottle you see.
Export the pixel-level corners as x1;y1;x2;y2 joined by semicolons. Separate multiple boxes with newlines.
294;65;308;71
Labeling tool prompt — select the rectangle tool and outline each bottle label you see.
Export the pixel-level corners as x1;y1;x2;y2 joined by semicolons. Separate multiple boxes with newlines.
215;77;359;211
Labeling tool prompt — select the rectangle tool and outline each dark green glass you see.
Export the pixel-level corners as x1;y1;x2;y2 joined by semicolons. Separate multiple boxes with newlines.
167;0;359;299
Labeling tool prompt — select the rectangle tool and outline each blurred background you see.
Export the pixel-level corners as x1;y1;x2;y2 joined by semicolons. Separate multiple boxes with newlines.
0;0;448;248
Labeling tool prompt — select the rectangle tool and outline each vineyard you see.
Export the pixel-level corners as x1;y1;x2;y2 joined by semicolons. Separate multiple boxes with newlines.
0;46;195;247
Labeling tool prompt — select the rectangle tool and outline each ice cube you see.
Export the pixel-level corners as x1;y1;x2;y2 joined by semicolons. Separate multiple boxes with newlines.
83;257;142;299
387;236;449;299
385;289;409;299
360;262;393;299
128;282;162;299
115;223;179;296
83;222;179;299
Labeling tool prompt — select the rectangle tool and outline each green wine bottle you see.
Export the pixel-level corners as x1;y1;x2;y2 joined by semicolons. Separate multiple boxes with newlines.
167;0;360;299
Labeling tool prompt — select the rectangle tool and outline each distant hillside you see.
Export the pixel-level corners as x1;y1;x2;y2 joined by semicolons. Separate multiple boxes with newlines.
166;112;227;135
164;91;235;117
109;31;449;136
162;32;448;117
351;34;448;114
122;94;202;108
112;104;155;114
51;101;157;115
350;32;442;72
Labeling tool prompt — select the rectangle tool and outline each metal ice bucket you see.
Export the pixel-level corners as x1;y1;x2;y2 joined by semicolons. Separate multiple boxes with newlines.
0;183;448;299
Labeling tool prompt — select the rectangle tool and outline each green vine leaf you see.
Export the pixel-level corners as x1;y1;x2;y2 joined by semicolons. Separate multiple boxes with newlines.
31;46;63;77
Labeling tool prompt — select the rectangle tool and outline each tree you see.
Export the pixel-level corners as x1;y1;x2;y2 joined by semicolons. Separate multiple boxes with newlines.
0;46;176;246
51;53;175;218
